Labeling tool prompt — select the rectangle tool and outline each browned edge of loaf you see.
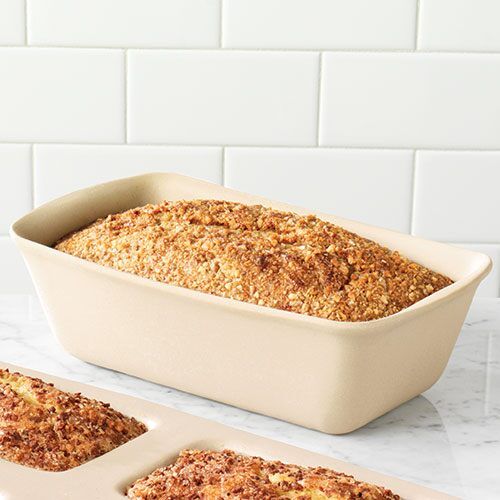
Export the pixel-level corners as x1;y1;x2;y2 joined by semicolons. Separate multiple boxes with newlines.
127;448;401;499
54;199;454;322
0;368;147;471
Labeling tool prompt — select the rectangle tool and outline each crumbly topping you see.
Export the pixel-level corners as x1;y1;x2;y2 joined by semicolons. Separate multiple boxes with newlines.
0;368;147;472
55;199;453;322
127;449;400;499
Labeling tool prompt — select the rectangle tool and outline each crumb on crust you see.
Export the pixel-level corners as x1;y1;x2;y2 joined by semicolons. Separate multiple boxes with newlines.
0;368;147;472
55;199;453;322
127;449;400;499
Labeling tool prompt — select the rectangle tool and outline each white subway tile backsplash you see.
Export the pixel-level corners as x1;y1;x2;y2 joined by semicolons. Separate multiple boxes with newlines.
453;244;500;297
0;0;499;295
225;148;413;232
320;53;500;149
0;48;124;143
128;51;319;146
223;0;416;50
419;0;500;52
34;144;222;205
0;0;25;45
0;145;31;234
0;238;34;293
28;0;220;48
413;151;500;242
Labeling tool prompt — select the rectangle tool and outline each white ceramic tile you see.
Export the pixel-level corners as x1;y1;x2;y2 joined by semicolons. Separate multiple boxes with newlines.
225;148;413;232
413;151;500;242
0;238;34;293
419;0;500;52
320;53;500;149
0;145;31;234
453;244;500;298
34;144;222;204
0;48;124;143
128;50;319;146
0;0;25;45
223;0;416;50
27;0;220;48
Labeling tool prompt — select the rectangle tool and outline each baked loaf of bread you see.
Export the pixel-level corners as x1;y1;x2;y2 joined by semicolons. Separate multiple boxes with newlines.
0;368;146;471
127;449;400;499
55;199;453;322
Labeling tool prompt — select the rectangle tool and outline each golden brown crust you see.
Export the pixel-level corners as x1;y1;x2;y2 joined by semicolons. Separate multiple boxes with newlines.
55;199;453;322
0;368;147;471
127;449;400;499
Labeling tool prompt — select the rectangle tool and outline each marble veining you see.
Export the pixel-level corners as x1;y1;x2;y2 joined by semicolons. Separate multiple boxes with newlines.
0;295;499;499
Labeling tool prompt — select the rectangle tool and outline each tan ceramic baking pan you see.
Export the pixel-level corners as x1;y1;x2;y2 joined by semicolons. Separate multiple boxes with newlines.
10;173;491;435
0;362;456;499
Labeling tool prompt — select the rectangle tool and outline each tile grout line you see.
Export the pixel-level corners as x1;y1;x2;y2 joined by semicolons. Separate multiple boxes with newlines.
124;49;128;143
219;0;224;48
30;144;35;208
221;147;226;185
0;141;499;152
409;150;418;235
414;0;421;51
24;0;28;45
315;53;323;147
2;45;500;56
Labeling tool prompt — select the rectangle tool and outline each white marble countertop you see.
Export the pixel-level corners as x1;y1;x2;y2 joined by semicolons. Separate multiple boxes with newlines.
1;295;498;500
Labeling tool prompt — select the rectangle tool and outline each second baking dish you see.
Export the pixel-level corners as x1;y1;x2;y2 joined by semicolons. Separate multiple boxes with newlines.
0;363;456;499
10;173;491;434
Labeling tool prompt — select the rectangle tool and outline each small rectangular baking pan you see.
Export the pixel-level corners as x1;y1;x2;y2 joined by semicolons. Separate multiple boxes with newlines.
10;173;491;434
0;363;456;499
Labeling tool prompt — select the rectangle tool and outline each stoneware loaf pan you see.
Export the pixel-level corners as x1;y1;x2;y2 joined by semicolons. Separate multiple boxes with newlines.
0;362;457;499
10;173;491;434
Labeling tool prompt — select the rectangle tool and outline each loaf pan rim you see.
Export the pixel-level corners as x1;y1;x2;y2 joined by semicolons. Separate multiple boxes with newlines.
9;172;492;331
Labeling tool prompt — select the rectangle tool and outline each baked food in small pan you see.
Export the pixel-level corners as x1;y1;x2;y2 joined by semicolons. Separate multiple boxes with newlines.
127;449;400;499
55;199;452;322
0;368;146;471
